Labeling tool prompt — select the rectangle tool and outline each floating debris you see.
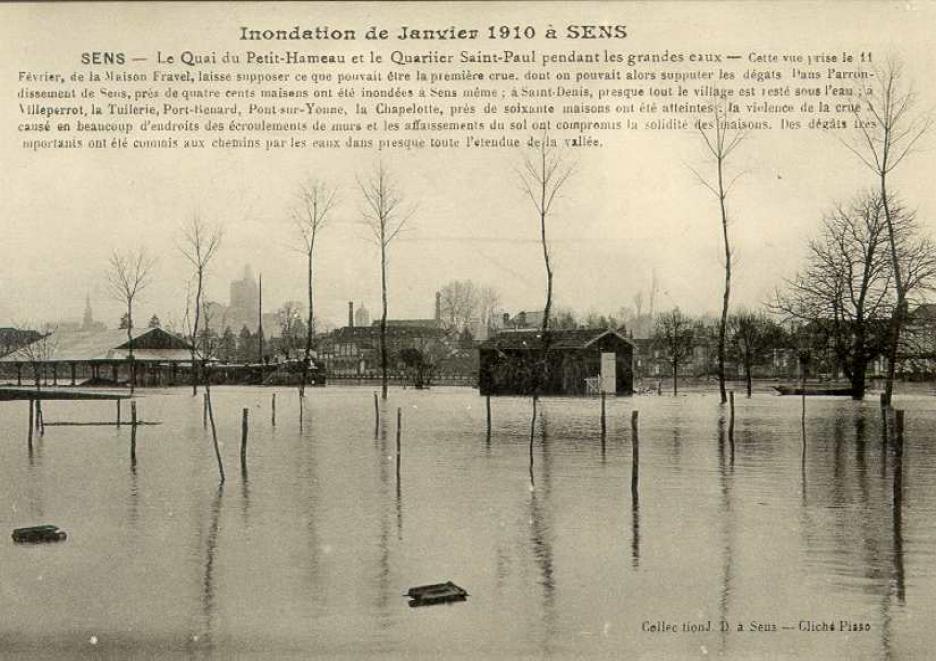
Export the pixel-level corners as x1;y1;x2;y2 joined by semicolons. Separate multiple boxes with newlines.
12;525;67;544
405;581;468;607
774;385;854;397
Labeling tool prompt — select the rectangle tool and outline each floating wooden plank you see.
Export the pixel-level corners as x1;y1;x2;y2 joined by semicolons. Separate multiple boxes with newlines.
405;581;468;607
0;388;131;401
12;525;67;543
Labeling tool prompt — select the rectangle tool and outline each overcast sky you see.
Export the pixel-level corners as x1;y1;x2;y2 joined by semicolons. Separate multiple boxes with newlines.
3;2;936;330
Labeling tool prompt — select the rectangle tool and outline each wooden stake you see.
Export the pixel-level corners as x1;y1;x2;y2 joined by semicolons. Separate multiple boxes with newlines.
36;400;44;434
895;409;904;457
130;401;137;463
631;410;639;499
27;399;34;445
373;391;379;437
117;400;122;428
600;391;607;437
241;407;249;472
395;407;402;479
203;393;208;429
271;393;276;427
728;391;735;441
485;395;491;437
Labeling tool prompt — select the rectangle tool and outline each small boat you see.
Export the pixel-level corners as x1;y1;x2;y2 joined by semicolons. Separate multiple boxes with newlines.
774;385;854;397
405;581;468;607
12;524;67;543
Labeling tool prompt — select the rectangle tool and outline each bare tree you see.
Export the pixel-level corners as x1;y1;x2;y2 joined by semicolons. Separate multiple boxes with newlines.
839;59;932;404
178;215;224;483
774;192;935;399
275;301;306;361
12;322;58;390
690;100;748;405
292;178;336;397
438;280;480;332
652;308;698;396
728;309;786;398
358;161;414;400
518;134;574;390
106;249;156;395
478;285;501;335
178;215;222;396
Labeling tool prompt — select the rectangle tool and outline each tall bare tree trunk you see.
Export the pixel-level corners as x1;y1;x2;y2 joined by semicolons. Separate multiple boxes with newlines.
301;249;314;398
191;272;203;396
538;190;553;393
717;153;730;405
380;239;388;400
881;175;905;406
127;301;135;396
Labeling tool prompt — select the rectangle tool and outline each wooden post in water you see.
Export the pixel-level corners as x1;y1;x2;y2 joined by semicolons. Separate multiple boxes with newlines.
395;407;402;479
36;400;44;435
728;391;735;440
895;410;904;455
600;391;607;437
631;410;639;499
485;395;492;437
27;399;33;445
271;393;276;427
130;401;137;464
116;400;122;428
881;394;889;445
241;408;249;473
373;391;379;437
202;393;208;429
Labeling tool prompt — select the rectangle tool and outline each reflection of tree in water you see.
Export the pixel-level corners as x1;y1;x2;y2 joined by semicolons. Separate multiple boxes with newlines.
24;427;45;519
374;403;394;629
525;410;556;654
192;485;224;656
716;414;735;654
795;407;907;658
128;458;140;530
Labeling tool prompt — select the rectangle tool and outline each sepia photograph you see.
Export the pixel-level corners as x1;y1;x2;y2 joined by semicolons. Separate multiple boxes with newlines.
2;1;936;658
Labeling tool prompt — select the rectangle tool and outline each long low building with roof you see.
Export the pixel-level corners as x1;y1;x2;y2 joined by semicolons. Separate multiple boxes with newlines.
0;327;193;387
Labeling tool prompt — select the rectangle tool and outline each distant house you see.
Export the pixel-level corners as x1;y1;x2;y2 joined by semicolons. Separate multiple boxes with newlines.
479;328;634;396
0;327;42;358
318;319;446;376
502;310;545;330
0;327;192;386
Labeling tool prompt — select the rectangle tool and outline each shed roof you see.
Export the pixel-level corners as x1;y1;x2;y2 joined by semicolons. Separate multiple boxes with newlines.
481;328;634;351
0;327;192;363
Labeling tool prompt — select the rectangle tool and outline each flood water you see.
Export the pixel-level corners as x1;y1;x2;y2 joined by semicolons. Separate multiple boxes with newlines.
2;386;935;659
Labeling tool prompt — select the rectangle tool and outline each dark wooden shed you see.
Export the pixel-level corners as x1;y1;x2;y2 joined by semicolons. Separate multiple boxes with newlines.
478;328;634;396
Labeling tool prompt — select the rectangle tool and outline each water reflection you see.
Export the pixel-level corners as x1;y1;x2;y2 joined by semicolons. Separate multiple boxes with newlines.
528;407;555;656
631;416;640;568
892;429;905;606
197;485;224;654
5;389;936;658
717;412;735;654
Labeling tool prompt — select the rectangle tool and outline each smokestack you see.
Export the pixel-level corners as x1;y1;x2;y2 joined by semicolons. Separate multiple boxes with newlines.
348;301;354;328
435;291;441;323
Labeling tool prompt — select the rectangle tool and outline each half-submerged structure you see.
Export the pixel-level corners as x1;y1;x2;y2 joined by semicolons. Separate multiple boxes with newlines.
0;327;192;387
478;328;634;396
